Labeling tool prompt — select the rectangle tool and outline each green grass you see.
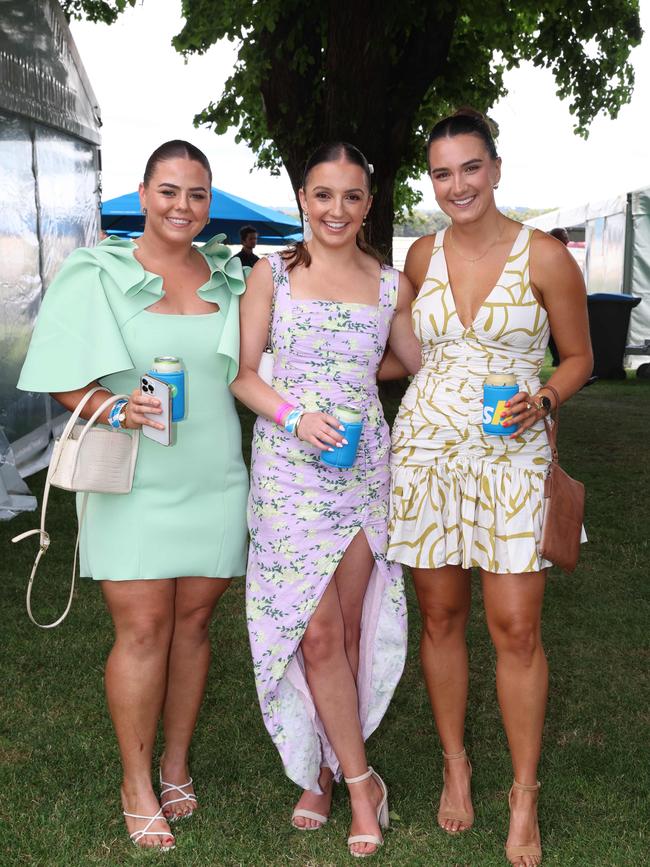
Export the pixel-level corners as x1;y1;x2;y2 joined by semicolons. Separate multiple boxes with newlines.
1;378;649;866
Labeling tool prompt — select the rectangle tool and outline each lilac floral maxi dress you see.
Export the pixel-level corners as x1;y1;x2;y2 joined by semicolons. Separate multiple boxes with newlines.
246;252;407;791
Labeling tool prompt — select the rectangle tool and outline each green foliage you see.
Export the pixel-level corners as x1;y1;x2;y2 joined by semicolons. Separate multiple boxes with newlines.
67;0;642;250
60;0;136;24
173;0;642;216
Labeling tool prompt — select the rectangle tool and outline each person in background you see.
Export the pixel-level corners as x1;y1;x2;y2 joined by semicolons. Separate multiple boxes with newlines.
233;224;259;267
548;226;569;245
231;141;421;858
17;140;249;851
388;109;592;867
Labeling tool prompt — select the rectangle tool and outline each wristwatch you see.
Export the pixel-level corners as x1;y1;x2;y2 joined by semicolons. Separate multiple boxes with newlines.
533;393;552;414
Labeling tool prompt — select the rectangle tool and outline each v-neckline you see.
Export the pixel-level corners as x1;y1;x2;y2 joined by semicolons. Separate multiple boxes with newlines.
440;225;526;331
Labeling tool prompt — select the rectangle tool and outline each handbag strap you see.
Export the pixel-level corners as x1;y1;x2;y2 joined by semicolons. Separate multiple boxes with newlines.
12;494;87;628
542;384;561;465
11;387;132;628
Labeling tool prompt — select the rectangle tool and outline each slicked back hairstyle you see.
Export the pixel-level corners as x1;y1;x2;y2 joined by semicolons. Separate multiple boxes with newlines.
143;140;213;187
427;108;499;167
283;141;382;270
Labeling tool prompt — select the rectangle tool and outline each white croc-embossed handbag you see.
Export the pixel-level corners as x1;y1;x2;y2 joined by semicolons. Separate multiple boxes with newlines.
12;387;139;628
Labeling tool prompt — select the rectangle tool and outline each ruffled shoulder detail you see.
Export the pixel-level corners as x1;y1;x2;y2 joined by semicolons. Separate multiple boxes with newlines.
196;235;248;384
68;236;165;299
197;234;246;303
17;240;143;393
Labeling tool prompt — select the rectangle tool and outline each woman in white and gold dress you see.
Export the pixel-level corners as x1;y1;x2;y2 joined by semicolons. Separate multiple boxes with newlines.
388;109;592;867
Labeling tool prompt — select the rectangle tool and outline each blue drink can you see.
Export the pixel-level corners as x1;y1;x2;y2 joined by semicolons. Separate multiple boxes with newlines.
320;404;363;468
149;356;185;421
482;374;518;436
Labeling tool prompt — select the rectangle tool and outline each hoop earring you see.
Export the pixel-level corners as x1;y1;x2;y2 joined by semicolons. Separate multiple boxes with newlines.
493;185;499;190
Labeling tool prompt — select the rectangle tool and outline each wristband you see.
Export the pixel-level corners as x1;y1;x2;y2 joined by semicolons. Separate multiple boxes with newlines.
274;401;295;425
283;407;304;435
108;398;128;429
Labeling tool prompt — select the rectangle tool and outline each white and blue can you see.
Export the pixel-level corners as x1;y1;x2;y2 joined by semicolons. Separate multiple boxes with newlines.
149;356;185;421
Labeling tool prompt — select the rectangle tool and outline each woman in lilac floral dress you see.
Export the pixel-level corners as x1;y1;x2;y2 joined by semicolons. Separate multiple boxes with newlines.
231;143;420;857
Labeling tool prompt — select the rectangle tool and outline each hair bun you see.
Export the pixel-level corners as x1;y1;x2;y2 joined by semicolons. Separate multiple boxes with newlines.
452;106;499;139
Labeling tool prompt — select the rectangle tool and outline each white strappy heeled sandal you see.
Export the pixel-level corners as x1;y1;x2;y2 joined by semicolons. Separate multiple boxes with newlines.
344;767;389;858
123;806;175;851
159;770;198;822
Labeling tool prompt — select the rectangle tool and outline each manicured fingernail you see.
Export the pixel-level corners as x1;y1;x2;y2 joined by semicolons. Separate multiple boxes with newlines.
341;438;348;445
505;401;510;407
336;442;343;448
338;425;345;431
328;447;334;452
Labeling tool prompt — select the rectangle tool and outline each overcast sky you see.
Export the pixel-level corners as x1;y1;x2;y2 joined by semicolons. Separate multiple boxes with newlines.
70;0;650;211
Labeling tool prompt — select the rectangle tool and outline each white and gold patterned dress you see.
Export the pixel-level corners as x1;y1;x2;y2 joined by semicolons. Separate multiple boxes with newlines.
388;225;554;574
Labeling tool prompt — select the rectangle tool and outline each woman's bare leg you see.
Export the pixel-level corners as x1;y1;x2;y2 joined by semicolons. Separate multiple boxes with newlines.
102;579;176;849
292;532;375;830
412;565;473;832
482;569;547;867
160;576;231;819
299;532;384;855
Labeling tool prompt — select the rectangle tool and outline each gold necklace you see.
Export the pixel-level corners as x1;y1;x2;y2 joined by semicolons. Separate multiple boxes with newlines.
447;225;504;264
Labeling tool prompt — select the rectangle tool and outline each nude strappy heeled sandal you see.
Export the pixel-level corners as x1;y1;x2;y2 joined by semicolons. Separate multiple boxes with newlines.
437;748;474;832
505;780;542;866
159;770;198;822
344;767;389;858
291;806;329;830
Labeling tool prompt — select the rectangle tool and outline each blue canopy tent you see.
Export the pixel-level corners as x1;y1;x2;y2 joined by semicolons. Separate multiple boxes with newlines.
102;188;302;244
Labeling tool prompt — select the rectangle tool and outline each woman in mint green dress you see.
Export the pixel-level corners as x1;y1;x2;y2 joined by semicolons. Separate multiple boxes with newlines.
17;141;248;851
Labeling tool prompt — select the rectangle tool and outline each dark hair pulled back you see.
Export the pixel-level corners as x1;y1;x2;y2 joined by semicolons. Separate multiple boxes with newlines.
143;140;213;187
427;108;499;165
283;141;382;270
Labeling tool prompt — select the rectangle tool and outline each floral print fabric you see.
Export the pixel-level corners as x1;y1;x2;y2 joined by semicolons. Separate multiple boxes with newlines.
246;253;407;791
389;226;556;573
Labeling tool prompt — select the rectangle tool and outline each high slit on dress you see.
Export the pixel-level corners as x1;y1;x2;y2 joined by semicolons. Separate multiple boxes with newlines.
246;253;407;791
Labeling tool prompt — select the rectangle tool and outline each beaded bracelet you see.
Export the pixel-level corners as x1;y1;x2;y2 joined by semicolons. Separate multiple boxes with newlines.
274;401;295;425
108;398;128;429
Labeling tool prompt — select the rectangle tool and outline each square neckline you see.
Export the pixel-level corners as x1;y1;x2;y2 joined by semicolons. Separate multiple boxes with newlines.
439;225;527;331
283;257;387;310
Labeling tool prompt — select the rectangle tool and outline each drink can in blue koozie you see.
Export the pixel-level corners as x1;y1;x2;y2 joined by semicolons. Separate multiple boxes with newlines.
482;373;518;436
149;356;185;421
320;404;363;468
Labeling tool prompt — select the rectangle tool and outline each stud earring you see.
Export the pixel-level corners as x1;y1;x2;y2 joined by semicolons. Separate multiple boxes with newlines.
493;184;499;190
142;207;147;215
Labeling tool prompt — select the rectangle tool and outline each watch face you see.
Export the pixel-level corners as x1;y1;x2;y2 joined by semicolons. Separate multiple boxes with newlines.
540;395;552;411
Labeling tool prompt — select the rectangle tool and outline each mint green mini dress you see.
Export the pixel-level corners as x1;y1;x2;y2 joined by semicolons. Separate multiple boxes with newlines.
18;236;249;581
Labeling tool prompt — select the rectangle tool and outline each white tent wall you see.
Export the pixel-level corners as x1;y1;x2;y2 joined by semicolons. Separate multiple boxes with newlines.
0;0;101;503
585;210;627;294
626;188;650;350
527;189;650;362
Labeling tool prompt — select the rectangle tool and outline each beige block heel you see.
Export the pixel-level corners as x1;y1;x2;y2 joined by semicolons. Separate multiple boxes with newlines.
344;767;389;858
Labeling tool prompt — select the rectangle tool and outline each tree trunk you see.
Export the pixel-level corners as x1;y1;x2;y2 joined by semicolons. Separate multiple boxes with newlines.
259;3;458;260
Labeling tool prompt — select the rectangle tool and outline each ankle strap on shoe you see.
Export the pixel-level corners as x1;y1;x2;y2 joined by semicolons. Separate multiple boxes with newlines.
511;780;540;792
344;766;374;785
442;749;467;761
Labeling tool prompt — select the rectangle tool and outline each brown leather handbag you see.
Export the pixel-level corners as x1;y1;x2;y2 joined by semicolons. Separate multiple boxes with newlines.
539;387;585;573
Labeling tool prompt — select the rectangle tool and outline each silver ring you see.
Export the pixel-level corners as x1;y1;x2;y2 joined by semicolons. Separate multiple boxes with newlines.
525;402;532;411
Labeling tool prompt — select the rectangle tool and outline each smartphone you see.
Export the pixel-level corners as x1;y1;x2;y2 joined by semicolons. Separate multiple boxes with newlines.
140;374;172;446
